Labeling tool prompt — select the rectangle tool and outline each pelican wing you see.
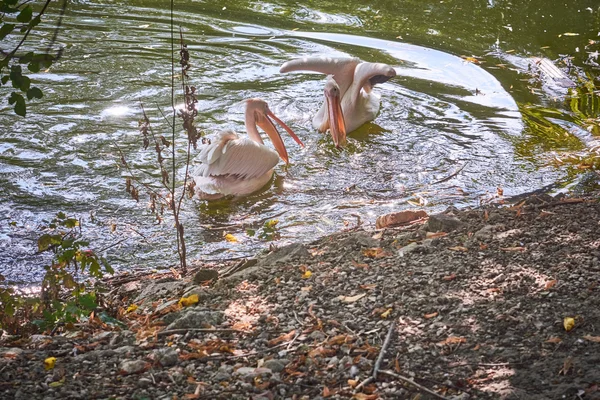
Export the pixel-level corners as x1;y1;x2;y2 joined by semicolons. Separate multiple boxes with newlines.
280;57;360;94
351;62;396;102
194;130;280;179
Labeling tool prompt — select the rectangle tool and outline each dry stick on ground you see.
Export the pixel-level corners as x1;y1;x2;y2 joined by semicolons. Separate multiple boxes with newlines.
157;328;244;337
354;320;396;392
379;370;450;400
355;321;449;399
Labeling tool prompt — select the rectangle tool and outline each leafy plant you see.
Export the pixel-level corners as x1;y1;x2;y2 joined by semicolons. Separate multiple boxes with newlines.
0;0;66;116
0;212;113;335
117;31;203;274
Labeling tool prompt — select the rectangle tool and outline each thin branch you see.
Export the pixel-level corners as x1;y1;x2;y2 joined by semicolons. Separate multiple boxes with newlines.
113;141;166;200
432;162;468;185
157;328;243;337
2;0;52;64
355;321;396;392
155;102;174;130
379;370;450;400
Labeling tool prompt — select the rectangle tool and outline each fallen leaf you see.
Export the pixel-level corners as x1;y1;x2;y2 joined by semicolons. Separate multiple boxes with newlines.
224;233;238;242
424;312;439;319
380;308;392;319
179;294;199;307
375;210;428;229
500;247;526;252
394;358;401;373
49;377;65;387
323;386;332;397
338;293;366;303
442;274;457;281
126;304;138;313
564;317;575;332
302;270;313;279
545;337;562;344
583;335;600;343
353;393;378;400
328;335;351;345
348;379;358;388
497;187;504;196
559;357;574;375
372;231;384;240
426;231;447;239
360;283;377;290
544;280;557;290
448;246;468;252
472;344;481;351
437;336;466;346
301;286;312;292
362;247;386;258
351;260;369;269
462;56;481;64
44;357;56;370
267;330;296;346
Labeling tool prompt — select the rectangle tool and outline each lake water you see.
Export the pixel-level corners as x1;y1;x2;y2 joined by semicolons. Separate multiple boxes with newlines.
1;0;598;283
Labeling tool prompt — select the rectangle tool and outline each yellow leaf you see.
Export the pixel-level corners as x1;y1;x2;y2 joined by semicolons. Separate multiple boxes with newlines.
44;357;56;370
302;270;312;279
362;247;387;258
265;219;279;228
179;294;199;307
338;293;366;303
126;304;138;313
380;308;392;319
564;317;575;332
224;233;238;242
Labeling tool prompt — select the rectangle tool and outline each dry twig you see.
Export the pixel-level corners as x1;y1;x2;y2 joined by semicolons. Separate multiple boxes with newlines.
379;370;450;400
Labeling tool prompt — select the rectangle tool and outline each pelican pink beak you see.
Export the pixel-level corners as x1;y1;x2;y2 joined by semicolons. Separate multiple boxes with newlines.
254;105;305;164
323;77;347;148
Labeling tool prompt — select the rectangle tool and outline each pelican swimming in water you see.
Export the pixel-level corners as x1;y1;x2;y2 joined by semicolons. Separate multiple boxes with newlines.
192;99;304;200
280;57;396;147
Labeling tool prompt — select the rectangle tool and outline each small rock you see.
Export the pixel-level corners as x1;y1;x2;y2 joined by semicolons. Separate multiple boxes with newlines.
398;242;420;255
193;269;219;284
166;309;224;330
137;377;152;388
0;348;24;358
263;359;287;373
376;210;428;229
119;359;147;375
426;213;464;232
261;243;311;265
155;299;179;313
152;347;179;367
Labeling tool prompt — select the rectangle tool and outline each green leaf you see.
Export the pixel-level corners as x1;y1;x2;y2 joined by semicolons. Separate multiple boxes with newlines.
4;0;19;6
10;92;26;116
10;65;23;89
21;52;33;64
1;76;8;85
63;218;79;228
57;212;66;219
27;87;43;100
78;293;97;311
101;257;114;274
37;233;62;252
89;258;101;277
16;5;33;23
20;75;30;92
27;62;40;73
29;16;41;28
0;23;15;41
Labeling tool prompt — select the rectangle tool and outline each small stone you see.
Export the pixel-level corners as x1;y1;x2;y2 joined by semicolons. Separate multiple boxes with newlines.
166;309;224;330
426;213;464;232
137;377;152;388
193;269;219;284
153;347;179;367
263;359;287;373
119;359;147;375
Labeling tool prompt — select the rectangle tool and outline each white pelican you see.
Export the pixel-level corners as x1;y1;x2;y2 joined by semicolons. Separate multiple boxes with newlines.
280;57;396;147
192;99;304;200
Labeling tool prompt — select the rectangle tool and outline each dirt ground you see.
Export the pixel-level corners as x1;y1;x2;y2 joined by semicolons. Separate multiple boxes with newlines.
1;191;600;400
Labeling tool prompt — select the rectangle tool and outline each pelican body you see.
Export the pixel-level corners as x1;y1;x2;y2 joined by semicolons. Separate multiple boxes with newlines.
280;57;396;146
192;99;303;200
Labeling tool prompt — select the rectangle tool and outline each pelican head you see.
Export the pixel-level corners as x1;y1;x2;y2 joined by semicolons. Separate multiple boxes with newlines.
245;99;305;164
323;76;347;148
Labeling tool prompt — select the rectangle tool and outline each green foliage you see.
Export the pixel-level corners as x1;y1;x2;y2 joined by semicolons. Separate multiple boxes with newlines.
0;213;113;336
0;0;55;116
246;219;281;241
